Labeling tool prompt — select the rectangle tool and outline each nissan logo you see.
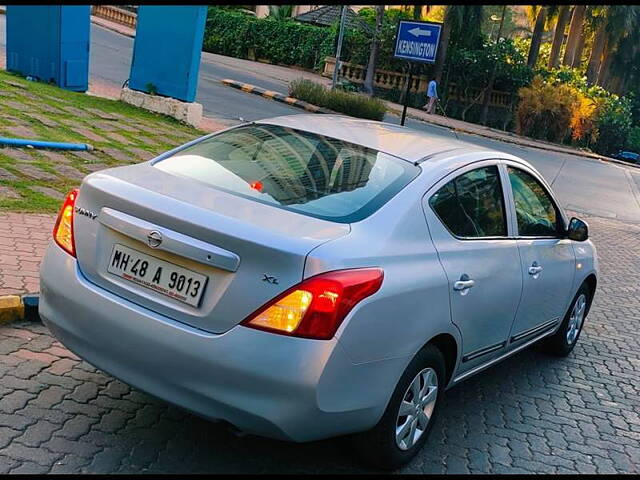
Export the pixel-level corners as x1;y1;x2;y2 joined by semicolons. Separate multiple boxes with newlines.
147;230;163;248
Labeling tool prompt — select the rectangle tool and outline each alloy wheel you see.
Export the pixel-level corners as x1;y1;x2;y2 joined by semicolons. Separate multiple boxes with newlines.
395;367;438;451
566;293;587;345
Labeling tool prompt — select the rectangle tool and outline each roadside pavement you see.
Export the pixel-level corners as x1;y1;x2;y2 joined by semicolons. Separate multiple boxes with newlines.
0;211;638;473
0;213;53;297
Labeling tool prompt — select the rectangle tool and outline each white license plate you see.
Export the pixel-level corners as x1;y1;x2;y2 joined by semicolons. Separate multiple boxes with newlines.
107;244;208;307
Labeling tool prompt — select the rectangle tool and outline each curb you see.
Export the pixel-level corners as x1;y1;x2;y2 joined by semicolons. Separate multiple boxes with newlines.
223;78;638;168
91;15;136;38
221;79;335;115
385;105;638;169
0;294;40;325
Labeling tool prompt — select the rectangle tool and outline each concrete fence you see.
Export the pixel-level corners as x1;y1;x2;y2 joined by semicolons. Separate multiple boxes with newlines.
322;56;513;108
92;5;137;29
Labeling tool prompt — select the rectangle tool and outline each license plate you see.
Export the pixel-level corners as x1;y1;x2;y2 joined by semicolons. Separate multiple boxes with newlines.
107;244;208;307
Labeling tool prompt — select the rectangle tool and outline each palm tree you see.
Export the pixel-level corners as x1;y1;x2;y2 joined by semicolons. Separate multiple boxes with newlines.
527;5;548;68
599;6;640;91
480;5;506;126
433;6;484;84
597;6;638;87
363;5;385;96
548;5;571;68
563;5;586;67
586;6;639;85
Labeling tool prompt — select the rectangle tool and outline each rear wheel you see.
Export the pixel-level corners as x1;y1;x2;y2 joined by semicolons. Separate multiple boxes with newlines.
540;283;591;356
351;345;445;470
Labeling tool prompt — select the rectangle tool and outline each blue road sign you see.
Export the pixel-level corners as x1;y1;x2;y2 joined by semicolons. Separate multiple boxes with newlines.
394;20;442;64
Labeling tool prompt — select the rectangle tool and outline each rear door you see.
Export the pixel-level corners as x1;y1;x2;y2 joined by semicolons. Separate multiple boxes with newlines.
503;163;576;347
424;161;523;374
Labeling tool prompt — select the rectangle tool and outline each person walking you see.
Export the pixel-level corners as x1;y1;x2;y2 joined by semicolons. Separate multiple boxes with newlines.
422;78;438;114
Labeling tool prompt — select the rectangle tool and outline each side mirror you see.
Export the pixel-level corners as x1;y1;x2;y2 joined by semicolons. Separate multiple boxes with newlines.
567;217;589;242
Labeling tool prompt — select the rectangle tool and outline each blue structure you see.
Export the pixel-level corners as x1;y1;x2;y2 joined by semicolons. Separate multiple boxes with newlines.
394;20;442;64
129;6;207;103
5;6;90;92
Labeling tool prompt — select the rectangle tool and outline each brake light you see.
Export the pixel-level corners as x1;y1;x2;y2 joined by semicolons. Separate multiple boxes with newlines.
53;188;79;257
242;268;384;340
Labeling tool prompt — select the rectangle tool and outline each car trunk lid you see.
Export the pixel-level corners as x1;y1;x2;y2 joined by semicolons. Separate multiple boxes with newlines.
73;163;350;334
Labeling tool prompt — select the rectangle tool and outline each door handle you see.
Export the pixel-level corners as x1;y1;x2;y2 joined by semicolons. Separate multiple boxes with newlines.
453;274;475;291
528;262;543;275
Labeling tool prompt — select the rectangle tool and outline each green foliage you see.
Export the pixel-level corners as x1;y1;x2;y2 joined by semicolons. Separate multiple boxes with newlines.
145;83;158;96
592;95;634;155
289;79;387;121
267;5;293;21
443;39;533;94
203;7;333;70
628;126;640;152
516;76;580;143
342;7;415;72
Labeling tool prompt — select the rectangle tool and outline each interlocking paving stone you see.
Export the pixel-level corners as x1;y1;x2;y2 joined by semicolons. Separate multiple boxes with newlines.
0;212;638;473
0;186;20;199
0;168;18;180
19;165;57;181
26;113;61;128
55;165;86;181
70;127;109;144
29;186;64;201
0;148;37;163
4;125;38;138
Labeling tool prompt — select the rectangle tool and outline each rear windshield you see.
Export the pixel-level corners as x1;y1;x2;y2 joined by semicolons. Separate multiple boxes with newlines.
154;124;420;223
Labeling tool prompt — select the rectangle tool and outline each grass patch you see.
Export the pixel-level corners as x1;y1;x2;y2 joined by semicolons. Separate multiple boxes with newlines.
289;78;387;121
0;70;210;213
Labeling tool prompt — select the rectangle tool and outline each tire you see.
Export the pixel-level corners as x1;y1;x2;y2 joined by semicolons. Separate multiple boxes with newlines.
540;283;591;357
351;345;446;470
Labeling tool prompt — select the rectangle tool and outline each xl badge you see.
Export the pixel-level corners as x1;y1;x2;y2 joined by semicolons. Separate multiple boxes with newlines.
262;274;279;285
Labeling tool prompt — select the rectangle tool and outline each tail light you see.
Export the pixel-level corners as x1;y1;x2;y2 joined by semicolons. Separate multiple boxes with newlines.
242;268;384;340
53;188;79;257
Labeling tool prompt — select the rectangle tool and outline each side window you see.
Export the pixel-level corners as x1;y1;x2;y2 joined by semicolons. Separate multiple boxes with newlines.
507;167;559;237
429;166;507;238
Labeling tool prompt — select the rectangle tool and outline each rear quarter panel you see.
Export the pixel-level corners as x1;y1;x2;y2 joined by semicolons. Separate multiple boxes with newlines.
304;172;459;367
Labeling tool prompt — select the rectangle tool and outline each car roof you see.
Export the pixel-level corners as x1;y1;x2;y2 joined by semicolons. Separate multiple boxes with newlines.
255;114;484;163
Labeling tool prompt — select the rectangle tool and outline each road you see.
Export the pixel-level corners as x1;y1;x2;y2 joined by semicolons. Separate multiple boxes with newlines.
0;16;639;224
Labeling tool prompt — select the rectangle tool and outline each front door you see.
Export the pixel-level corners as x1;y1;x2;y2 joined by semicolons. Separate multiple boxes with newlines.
424;163;523;374
504;164;576;346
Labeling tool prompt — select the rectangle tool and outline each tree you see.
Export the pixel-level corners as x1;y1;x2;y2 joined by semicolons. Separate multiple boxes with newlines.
527;6;547;68
548;5;571;68
413;4;424;20
563;5;586;67
480;5;506;126
433;6;484;84
601;6;640;92
363;5;385;96
597;6;639;87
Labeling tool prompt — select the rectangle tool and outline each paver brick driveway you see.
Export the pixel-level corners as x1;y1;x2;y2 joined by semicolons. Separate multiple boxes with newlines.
0;212;638;474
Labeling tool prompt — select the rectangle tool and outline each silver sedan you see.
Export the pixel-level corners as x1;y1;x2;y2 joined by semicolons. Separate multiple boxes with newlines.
39;115;598;469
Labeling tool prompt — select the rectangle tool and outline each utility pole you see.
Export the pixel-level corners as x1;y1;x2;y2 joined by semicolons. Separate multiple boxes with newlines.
332;5;348;89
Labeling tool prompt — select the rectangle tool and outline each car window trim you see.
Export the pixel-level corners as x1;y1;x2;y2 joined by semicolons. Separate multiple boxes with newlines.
427;161;513;241
501;162;568;239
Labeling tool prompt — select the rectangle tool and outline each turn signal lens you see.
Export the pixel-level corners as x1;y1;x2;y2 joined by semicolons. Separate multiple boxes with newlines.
53;188;79;257
242;268;384;340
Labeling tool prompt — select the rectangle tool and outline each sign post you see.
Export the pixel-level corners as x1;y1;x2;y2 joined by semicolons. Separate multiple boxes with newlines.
393;20;442;126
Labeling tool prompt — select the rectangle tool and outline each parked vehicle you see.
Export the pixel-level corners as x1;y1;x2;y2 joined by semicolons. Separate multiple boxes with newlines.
612;151;639;164
39;115;598;470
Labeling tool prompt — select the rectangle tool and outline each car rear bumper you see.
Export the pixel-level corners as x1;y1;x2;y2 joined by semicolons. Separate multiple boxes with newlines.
39;242;405;442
